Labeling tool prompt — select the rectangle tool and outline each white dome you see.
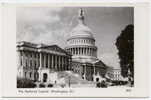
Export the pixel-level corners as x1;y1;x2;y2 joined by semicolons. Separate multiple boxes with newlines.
66;9;98;63
70;24;94;39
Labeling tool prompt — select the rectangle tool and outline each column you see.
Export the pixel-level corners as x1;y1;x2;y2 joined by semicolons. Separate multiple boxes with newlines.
91;48;93;56
39;52;42;69
51;54;54;69
70;48;71;54
20;51;23;66
36;53;38;69
65;56;68;70
84;48;86;55
24;52;28;68
48;54;50;68
92;48;93;56
22;51;25;67
46;54;48;68
95;49;96;57
49;54;51;69
93;64;95;75
74;48;76;55
73;48;75;55
85;64;86;80
64;57;66;70
58;56;60;71
88;48;89;55
53;55;55;70
82;48;84;55
66;57;68;70
69;56;71;70
30;52;32;68
17;51;21;67
86;48;88;55
32;52;34;68
43;53;45;68
42;53;44;68
95;49;97;57
75;47;78;55
75;48;76;55
55;55;57;70
79;47;81;55
92;48;94;56
60;56;62;71
90;48;91;56
45;54;47;68
85;48;86;55
94;49;95;57
80;47;81;55
71;48;73;55
88;48;90;56
39;52;42;81
43;53;46;68
62;56;64;70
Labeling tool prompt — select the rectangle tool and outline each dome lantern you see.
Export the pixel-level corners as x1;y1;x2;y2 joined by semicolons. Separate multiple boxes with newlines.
78;8;85;25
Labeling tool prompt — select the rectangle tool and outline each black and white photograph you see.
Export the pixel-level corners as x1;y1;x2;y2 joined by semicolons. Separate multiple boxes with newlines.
16;7;134;88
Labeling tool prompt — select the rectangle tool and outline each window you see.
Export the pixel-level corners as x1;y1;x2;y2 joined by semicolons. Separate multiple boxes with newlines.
25;72;27;78
21;57;22;66
35;60;36;68
30;72;32;78
30;60;32;67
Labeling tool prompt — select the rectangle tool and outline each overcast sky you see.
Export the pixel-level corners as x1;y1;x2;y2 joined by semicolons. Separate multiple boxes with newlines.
16;7;134;69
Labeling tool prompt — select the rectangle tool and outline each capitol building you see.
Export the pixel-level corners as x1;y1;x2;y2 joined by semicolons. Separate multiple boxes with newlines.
17;9;109;85
65;9;107;81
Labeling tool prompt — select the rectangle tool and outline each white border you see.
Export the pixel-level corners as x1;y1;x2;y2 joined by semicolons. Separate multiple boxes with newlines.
1;2;150;98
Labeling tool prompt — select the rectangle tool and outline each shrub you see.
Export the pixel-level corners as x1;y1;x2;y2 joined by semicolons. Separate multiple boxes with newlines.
48;84;53;88
96;82;101;88
100;80;107;88
39;83;45;88
17;78;36;88
60;84;66;88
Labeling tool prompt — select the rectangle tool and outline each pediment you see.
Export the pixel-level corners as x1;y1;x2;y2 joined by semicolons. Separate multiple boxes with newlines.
94;60;106;68
42;45;68;55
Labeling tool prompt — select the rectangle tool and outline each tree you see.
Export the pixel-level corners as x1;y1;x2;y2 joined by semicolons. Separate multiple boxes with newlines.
115;24;134;79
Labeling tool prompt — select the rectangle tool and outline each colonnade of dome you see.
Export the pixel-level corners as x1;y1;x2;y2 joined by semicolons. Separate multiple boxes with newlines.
66;46;97;57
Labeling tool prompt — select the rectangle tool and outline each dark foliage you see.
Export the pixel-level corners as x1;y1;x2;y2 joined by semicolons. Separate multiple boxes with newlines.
115;24;134;78
48;83;53;88
111;80;128;86
17;78;36;88
39;83;45;88
96;81;107;88
100;80;107;88
96;82;101;88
